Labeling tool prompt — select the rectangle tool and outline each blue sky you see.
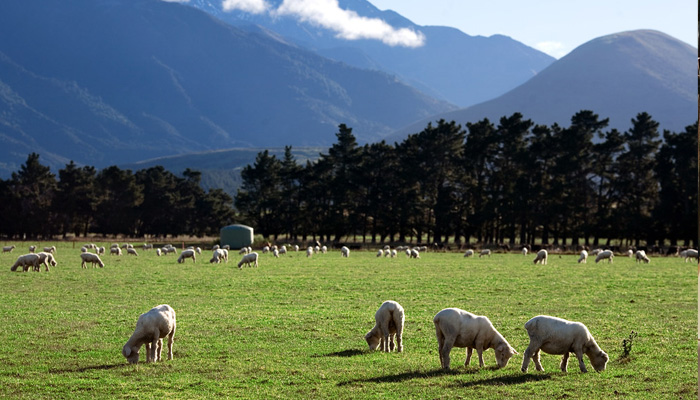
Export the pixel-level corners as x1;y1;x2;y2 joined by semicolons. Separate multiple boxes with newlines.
370;0;697;58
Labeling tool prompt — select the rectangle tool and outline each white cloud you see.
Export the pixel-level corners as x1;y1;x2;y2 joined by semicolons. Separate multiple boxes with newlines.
534;41;568;59
223;0;425;47
222;0;270;14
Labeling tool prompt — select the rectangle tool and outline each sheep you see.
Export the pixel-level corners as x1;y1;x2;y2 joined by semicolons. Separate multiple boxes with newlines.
533;249;548;265
209;248;226;263
212;244;220;251
110;247;122;256
164;246;177;255
433;308;518;370
627;249;634;258
306;247;313;257
156;248;162;257
3;245;16;253
376;249;384;257
405;249;411;257
80;246;88;253
80;252;104;268
36;251;57;271
521;315;608;373
521;247;528;256
262;246;270;253
28;245;36;253
384;249;391;258
635;250;650;264
479;249;491;258
222;245;230;250
364;300;405;352
177;249;196;263
43;246;56;254
239;248;249;255
684;249;698;262
142;243;153;250
594;250;614;263
463;249;474;258
578;250;588;264
127;248;139;256
341;246;350;258
238;252;259;268
279;246;287;255
383;245;391;251
409;248;420;259
590;248;602;256
273;248;279;258
10;253;40;272
391;250;397;258
321;245;327;254
122;304;176;364
294;245;300;252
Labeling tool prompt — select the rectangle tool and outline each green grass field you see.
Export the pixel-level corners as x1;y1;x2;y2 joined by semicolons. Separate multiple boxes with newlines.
0;243;696;399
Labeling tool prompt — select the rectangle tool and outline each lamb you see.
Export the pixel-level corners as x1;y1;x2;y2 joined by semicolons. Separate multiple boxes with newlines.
578;250;588;264
80;252;105;268
43;246;56;254
522;247;528;255
635;250;650;264
209;248;228;263
341;246;350;258
293;245;300;252
627;249;634;258
156;248;162;257
306;247;313;257
80;246;88;253
479;249;491;258
433;308;517;369
97;247;105;255
279;246;287;255
684;249;698;262
10;253;40;272
177;249;196;263
239;247;249;255
3;245;16;253
28;245;36;253
521;315;608;373
127;248;139;256
262;246;270;253
463;249;474;257
122;304;176;364
273;248;280;258
238;252;259;268
196;247;202;254
364;300;405;352
142;243;153;250
594;250;614;263
212;244;220;251
409;248;420;259
321;245;327;254
110;247;122;256
376;249;384;257
533;249;548;265
391;249;398;258
36;251;57;271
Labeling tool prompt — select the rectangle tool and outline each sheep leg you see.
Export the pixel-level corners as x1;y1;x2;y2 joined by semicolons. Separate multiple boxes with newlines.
574;349;588;372
533;349;544;371
522;345;543;372
395;321;403;353
167;329;175;360
379;320;391;352
560;352;569;372
439;338;454;369
388;333;395;351
476;347;485;368
435;328;446;368
156;338;163;361
145;343;152;363
465;347;473;366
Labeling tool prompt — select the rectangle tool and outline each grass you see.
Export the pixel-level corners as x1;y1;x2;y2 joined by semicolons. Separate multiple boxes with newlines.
0;243;696;399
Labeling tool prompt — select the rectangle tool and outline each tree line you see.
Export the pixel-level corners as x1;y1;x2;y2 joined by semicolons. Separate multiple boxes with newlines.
0;156;235;239
235;111;697;248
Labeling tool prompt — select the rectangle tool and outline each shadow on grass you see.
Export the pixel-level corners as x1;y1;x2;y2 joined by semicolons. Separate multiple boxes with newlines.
312;349;367;358
49;363;127;374
338;368;552;387
450;373;553;388
337;368;462;386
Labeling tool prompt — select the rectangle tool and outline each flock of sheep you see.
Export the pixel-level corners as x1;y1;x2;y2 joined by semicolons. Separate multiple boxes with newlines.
3;241;696;371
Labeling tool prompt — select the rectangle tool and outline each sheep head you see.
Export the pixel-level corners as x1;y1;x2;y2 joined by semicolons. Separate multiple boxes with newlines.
495;343;518;368
587;347;609;372
122;344;141;364
364;330;380;350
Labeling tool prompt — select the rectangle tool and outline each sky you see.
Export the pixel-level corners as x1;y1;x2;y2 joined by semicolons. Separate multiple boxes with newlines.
369;0;698;58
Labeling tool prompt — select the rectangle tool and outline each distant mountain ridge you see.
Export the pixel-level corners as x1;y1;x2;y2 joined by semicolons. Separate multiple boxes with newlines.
186;0;556;107
0;0;453;176
387;29;698;142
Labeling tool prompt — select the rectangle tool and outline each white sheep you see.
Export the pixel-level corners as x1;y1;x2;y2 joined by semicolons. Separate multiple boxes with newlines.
521;315;608;373
306;247;313;257
391;249;397;258
627;249;634;258
262;246;270;253
239;247;249;255
142;243;153;250
110;247;122;256
43;246;56;254
383;245;391;251
409;248;420;259
433;308;517;369
165;246;177;255
80;252;105;268
405;249;411;257
222;245;231;250
127;248;139;256
3;245;16;253
36;251;57;271
195;247;202;255
238;252;259;268
376;249;384;257
80;246;88;253
463;249;474;258
97;247;105;255
590;248;602;256
321;245;327;254
522;247;528;256
364;300;404;352
578;250;588;264
294;245;300;252
273;248;280;258
594;250;614;263
212;244;220;251
341;246;350;258
533;249;548;265
28;245;36;253
314;245;320;254
209;248;228;263
279;246;287;255
635;250;650;264
177;249;196;263
156;248;162;257
684;249;698;262
10;253;40;272
479;249;491;258
122;304;176;364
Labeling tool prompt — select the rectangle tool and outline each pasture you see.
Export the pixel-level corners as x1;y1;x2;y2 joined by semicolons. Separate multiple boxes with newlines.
0;243;696;399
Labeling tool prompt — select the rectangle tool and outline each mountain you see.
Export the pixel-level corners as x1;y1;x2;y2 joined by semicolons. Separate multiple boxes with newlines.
387;30;697;142
187;0;556;107
0;0;454;177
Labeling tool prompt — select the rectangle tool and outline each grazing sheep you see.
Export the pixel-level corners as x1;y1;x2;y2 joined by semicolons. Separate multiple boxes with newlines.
212;244;220;251
635;250;650;264
239;247;249;255
321;245;327;254
122;304;176;364
590;248;602;256
142;244;153;250
279;246;287;255
684;249;698;263
273;248;279;258
3;245;16;253
156;248;162;257
28;245;36;253
97;247;106;255
627;249;634;258
127;248;139;256
533;249;548;265
578;250;588;264
222;245;231;250
594;250;614;263
391;249;398;258
341;246;350;258
43;246;56;254
479;249;491;258
209;248;228;263
110;247;122;256
177;249;196;263
262;246;270;253
522;247;528;256
10;253;40;272
238;252;259;268
409;248;420;259
521;315;608;373
433;308;518;369
383;245;391;251
294;245;300;252
36;252;57;271
405;249;411;257
80;246;88;253
80;252;105;268
376;249;384;257
195;247;202;255
463;249;474;258
306;247;313;257
364;300;405;352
